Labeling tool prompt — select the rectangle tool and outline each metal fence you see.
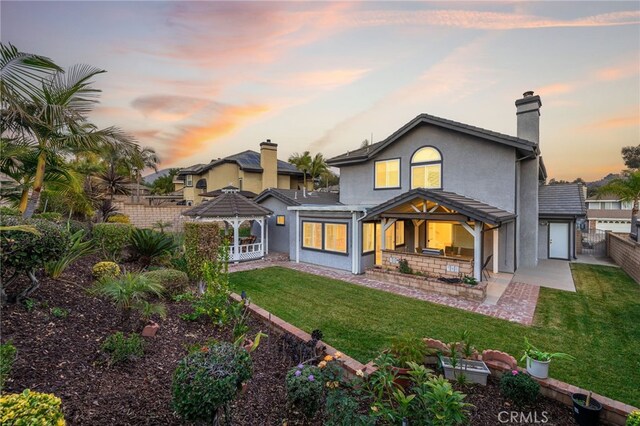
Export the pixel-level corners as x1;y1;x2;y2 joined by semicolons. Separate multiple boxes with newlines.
581;229;607;256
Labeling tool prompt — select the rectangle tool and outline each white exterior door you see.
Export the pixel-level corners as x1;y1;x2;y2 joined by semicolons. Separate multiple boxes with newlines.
549;222;570;259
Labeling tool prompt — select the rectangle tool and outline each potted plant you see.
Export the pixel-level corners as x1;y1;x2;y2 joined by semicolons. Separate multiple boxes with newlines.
572;391;602;426
520;337;574;379
388;333;428;389
439;331;491;385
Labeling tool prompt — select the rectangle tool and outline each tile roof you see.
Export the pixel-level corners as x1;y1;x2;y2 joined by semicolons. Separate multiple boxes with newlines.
254;188;341;206
538;184;586;218
182;192;272;218
327;113;538;166
179;150;303;176
201;188;258;199
587;209;632;219
365;188;516;225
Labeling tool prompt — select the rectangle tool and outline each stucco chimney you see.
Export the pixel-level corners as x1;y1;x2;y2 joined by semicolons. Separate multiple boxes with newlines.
515;91;542;144
260;139;278;190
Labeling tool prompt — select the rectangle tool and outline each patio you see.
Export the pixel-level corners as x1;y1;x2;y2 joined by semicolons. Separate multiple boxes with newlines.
513;259;576;292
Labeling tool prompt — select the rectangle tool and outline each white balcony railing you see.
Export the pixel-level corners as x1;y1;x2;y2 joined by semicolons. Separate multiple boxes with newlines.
229;242;263;262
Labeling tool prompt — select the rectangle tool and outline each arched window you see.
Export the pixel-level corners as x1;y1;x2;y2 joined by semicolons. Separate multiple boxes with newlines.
411;147;442;189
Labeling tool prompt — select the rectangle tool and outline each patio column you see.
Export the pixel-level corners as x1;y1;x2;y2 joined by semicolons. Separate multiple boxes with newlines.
260;217;265;259
233;217;240;264
412;220;424;251
493;227;499;273
265;217;269;255
474;222;482;282
295;210;300;263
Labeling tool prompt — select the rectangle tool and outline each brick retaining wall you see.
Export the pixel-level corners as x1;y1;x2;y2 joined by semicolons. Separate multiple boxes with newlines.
113;201;188;231
366;268;486;301
382;249;473;278
607;232;640;283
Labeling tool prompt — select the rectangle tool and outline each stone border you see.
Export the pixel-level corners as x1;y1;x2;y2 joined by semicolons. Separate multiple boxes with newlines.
366;267;487;301
423;338;637;426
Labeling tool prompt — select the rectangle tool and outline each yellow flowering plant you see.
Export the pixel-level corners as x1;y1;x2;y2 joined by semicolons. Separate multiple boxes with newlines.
0;389;65;426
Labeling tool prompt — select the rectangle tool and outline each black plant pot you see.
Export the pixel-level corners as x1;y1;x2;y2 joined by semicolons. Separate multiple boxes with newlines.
572;393;602;426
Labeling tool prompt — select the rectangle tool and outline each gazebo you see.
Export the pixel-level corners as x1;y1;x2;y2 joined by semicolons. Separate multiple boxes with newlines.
181;187;272;263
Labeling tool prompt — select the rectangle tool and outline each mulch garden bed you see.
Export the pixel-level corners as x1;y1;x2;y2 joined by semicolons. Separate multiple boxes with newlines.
2;254;576;425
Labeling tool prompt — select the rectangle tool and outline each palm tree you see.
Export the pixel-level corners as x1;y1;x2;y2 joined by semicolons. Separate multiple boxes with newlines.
308;153;328;188
1;44;137;218
288;151;312;189
597;170;640;233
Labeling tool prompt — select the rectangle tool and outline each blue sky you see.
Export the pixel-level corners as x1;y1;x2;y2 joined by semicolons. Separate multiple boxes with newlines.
2;1;639;180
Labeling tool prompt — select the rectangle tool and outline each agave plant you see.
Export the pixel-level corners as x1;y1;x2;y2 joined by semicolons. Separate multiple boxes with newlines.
92;272;166;327
130;228;176;267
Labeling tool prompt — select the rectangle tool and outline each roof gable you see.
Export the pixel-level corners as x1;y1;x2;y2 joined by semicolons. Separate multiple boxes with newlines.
327;113;538;166
179;150;302;176
182;192;272;218
538;184;586;218
254;188;341;206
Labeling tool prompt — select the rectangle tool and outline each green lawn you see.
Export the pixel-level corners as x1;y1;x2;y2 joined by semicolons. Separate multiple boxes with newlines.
229;264;640;407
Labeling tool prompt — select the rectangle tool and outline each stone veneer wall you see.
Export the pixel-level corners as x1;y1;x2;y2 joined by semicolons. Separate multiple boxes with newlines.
113;201;188;231
365;268;486;301
382;249;473;278
607;232;640;284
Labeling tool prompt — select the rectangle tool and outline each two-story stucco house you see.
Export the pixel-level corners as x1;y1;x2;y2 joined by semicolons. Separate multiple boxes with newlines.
255;92;585;280
174;141;310;206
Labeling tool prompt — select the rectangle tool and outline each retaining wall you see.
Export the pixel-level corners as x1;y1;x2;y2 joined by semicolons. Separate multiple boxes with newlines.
607;232;640;283
113;201;188;231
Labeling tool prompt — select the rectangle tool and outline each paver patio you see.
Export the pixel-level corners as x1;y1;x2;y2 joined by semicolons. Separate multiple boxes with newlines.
229;254;539;325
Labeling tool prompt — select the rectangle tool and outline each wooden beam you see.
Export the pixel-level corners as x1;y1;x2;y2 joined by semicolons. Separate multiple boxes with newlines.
381;213;468;221
459;221;475;235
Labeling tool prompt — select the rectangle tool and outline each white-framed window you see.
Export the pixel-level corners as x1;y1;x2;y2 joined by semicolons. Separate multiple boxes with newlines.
374;159;400;189
411;147;442;189
395;221;405;246
302;222;323;250
302;221;348;254
186;175;193;187
276;215;286;226
362;222;375;254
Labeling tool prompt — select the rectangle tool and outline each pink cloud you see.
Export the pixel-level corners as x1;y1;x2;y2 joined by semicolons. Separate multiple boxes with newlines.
590;113;640;130
284;68;370;90
131;95;209;122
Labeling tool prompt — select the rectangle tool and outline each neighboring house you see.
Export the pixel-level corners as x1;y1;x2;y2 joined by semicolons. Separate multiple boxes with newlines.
174;141;310;206
113;183;151;203
255;91;585;279
585;194;633;232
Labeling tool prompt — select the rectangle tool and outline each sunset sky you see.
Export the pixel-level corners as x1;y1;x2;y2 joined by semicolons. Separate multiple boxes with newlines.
2;1;639;181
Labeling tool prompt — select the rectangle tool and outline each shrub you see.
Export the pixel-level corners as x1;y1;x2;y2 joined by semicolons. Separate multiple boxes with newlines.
172;342;252;423
389;333;428;367
418;376;472;426
106;213;130;224
129;228;176;266
184;222;221;282
499;370;540;406
627;410;640;426
143;268;189;297
286;364;324;418
33;212;63;222
92;273;166;326
182;253;231;325
398;259;412;274
92;261;121;280
0;342;17;391
101;332;144;366
92;223;133;261
0;389;65;425
45;229;96;279
0;217;69;302
65;219;90;236
50;307;69;319
0;207;20;217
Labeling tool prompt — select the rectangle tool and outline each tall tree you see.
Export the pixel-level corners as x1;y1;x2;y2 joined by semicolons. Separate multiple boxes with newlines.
622;145;640;170
308;153;328;188
597;171;640;233
288;151;312;189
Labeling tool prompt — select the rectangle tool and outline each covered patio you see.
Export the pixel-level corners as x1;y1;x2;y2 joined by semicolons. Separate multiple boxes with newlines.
182;187;272;263
364;189;516;282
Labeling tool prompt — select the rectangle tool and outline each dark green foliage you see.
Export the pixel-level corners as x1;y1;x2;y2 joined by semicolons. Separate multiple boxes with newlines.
285;364;324;418
92;222;133;260
45;229;96;278
129;228;176;266
66;219;91;237
142;268;189;297
389;333;428;367
0;217;69;272
32;212;62;222
101;332;144;366
183;222;221;281
398;259;412;274
172;342;252;423
0;207;20;217
50;307;69;319
499;371;540;406
0;342;17;391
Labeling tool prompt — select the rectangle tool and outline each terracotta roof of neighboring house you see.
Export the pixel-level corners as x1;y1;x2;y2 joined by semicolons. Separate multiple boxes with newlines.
364;188;516;225
178;150;303;177
587;209;633;219
201;186;258;199
182;191;272;218
586;193;623;201
254;188;341;206
538;184;586;218
327;113;538;166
